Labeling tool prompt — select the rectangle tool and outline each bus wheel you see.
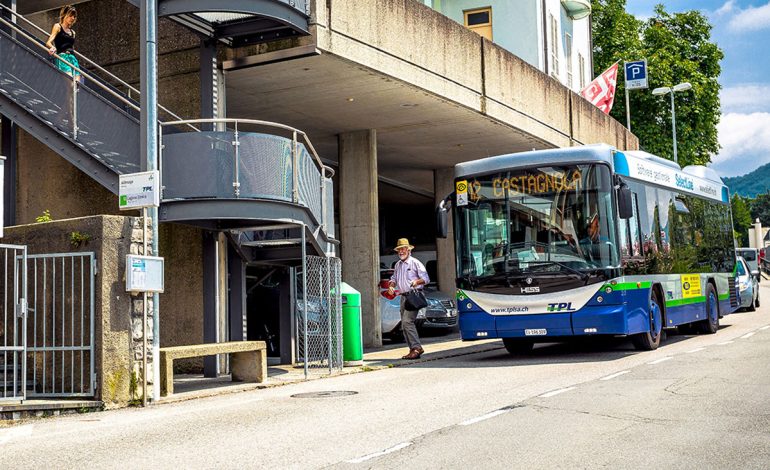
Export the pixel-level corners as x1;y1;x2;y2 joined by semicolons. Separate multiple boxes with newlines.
699;284;719;334
632;294;662;351
503;338;534;355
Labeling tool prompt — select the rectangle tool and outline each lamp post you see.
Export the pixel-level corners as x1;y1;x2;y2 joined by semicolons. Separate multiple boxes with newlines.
652;82;692;164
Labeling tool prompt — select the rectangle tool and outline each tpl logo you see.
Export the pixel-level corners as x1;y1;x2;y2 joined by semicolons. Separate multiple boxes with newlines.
547;302;575;312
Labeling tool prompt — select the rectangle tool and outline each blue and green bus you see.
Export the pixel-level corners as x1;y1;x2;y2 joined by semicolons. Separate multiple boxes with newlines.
437;144;739;353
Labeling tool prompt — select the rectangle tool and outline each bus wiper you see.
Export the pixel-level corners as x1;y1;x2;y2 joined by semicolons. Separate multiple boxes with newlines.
528;260;590;282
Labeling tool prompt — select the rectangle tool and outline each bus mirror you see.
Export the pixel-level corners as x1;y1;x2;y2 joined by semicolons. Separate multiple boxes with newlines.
436;194;452;238
617;182;633;219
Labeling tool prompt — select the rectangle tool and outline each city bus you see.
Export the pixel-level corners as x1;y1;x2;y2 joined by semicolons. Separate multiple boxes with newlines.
437;144;739;353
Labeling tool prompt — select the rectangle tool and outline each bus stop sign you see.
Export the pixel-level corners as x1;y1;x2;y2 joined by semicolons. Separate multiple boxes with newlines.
624;60;648;90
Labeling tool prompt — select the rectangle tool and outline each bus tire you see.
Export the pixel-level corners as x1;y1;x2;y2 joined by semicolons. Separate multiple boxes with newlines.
632;293;663;351
699;283;719;334
503;338;534;355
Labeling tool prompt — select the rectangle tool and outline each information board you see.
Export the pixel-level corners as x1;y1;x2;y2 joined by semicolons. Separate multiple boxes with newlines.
126;255;165;293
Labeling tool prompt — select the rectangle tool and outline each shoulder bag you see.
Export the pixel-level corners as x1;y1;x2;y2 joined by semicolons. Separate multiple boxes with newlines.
404;289;428;311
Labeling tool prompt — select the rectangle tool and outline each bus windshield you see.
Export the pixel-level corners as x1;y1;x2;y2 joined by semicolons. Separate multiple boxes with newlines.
456;164;618;291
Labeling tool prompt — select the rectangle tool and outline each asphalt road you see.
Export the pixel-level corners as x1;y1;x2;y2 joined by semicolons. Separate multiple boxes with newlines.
2;286;769;469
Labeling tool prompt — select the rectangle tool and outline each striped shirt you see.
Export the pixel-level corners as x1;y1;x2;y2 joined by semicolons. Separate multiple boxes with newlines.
390;256;430;293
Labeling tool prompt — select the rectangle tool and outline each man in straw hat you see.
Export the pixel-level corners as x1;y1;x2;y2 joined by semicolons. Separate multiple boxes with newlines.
387;238;430;359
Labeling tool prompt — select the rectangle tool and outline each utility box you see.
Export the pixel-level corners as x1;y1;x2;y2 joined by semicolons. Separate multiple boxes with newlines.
340;282;363;366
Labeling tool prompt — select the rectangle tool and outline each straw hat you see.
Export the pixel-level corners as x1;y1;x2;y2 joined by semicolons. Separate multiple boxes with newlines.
393;238;414;251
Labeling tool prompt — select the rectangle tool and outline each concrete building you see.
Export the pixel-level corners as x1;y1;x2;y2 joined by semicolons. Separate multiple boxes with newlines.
424;0;593;92
0;0;636;407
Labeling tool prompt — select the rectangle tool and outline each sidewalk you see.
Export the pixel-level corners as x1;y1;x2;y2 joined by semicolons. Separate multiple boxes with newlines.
163;334;504;403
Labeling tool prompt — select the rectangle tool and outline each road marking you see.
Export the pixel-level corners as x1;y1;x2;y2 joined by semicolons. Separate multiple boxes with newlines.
538;387;576;398
460;409;511;426
347;442;412;463
600;370;630;381
686;347;705;353
741;332;756;339
760;326;770;331
647;357;672;365
717;341;734;345
0;424;33;445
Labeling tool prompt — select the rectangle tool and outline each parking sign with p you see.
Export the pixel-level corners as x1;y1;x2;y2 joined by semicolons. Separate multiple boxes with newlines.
624;60;648;90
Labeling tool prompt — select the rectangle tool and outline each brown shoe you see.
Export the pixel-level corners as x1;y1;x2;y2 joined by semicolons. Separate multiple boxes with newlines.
415;346;424;355
401;348;421;360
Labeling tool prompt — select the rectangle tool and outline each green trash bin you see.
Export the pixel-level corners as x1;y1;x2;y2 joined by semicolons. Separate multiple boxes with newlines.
340;282;364;366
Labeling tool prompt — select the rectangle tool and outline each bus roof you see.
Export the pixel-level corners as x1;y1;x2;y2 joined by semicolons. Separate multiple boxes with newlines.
454;144;729;203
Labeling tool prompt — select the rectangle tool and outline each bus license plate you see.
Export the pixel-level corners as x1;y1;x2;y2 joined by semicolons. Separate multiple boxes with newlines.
524;328;547;336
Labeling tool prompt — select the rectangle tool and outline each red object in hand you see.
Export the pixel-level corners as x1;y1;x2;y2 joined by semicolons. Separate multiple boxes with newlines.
381;289;400;300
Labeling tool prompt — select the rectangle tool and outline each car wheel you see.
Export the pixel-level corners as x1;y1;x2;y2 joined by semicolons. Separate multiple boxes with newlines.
699;284;720;334
632;293;663;350
747;290;757;312
756;292;761;308
502;338;534;355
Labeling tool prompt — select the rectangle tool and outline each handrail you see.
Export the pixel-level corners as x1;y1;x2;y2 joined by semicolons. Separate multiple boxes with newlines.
0;4;197;131
160;118;334;176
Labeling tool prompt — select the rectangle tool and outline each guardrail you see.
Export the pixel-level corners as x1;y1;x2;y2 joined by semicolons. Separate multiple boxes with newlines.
159;119;334;232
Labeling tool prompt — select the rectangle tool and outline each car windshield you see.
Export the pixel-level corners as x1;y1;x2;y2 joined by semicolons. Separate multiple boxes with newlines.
455;164;618;292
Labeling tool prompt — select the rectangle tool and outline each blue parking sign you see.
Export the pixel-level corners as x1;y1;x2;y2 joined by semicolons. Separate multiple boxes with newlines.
624;60;648;90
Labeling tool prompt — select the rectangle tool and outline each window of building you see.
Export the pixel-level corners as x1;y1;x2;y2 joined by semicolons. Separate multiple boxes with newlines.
549;14;559;77
578;53;586;90
464;7;493;41
565;33;573;89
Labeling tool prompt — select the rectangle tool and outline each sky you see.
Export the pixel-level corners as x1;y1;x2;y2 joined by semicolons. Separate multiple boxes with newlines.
625;0;770;178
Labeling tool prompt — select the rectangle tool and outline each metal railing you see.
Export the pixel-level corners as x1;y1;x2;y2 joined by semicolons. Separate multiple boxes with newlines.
160;118;335;231
0;4;194;127
0;244;27;402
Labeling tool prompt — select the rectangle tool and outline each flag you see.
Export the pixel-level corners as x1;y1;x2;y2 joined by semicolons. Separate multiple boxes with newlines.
580;62;619;114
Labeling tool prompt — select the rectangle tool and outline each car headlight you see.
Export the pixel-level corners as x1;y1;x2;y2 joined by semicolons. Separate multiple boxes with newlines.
417;308;426;319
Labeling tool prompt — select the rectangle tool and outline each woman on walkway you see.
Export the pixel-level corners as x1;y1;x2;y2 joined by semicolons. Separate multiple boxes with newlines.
46;5;82;81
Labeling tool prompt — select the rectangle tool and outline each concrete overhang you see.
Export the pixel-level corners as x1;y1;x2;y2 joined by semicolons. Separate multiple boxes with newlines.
222;0;637;197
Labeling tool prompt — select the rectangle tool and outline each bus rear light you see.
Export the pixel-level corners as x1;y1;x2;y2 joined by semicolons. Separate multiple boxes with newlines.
584;328;597;333
637;282;642;288
476;331;488;337
605;286;613;293
596;296;604;303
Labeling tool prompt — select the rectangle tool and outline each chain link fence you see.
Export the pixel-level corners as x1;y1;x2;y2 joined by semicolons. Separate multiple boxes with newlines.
295;256;342;375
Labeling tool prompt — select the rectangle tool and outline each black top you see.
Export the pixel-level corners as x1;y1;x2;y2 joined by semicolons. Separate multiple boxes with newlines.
53;24;75;53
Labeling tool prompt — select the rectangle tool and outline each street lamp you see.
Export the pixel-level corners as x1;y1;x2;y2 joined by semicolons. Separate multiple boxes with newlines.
652;82;692;165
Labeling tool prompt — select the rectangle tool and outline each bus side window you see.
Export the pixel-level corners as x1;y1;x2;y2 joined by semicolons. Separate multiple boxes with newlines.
621;193;642;258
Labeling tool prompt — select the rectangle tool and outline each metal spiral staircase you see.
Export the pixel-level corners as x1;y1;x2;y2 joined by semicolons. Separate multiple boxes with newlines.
0;3;335;260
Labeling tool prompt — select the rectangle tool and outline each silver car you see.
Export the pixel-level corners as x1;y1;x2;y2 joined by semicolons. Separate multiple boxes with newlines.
379;282;458;339
736;256;760;311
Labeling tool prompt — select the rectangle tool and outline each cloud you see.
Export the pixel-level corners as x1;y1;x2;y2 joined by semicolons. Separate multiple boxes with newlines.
726;2;770;33
721;85;770;113
714;1;736;17
710;112;770;177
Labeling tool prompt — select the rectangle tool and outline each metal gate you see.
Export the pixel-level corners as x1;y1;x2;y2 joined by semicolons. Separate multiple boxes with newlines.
25;253;96;397
0;250;95;401
295;255;342;375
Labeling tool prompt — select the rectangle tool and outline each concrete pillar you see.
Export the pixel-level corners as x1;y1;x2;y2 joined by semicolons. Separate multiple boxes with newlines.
434;168;456;297
339;130;381;348
227;244;246;341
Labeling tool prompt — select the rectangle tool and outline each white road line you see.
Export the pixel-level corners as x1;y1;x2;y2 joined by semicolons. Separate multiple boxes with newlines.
538;387;576;398
600;370;630;381
0;424;33;445
459;409;511;426
347;442;412;464
648;357;672;365
760;326;770;331
686;347;705;353
717;340;734;345
741;332;756;339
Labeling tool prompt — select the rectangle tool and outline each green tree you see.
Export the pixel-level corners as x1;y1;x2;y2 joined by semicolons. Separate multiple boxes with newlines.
750;192;770;227
731;194;752;246
591;2;723;167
